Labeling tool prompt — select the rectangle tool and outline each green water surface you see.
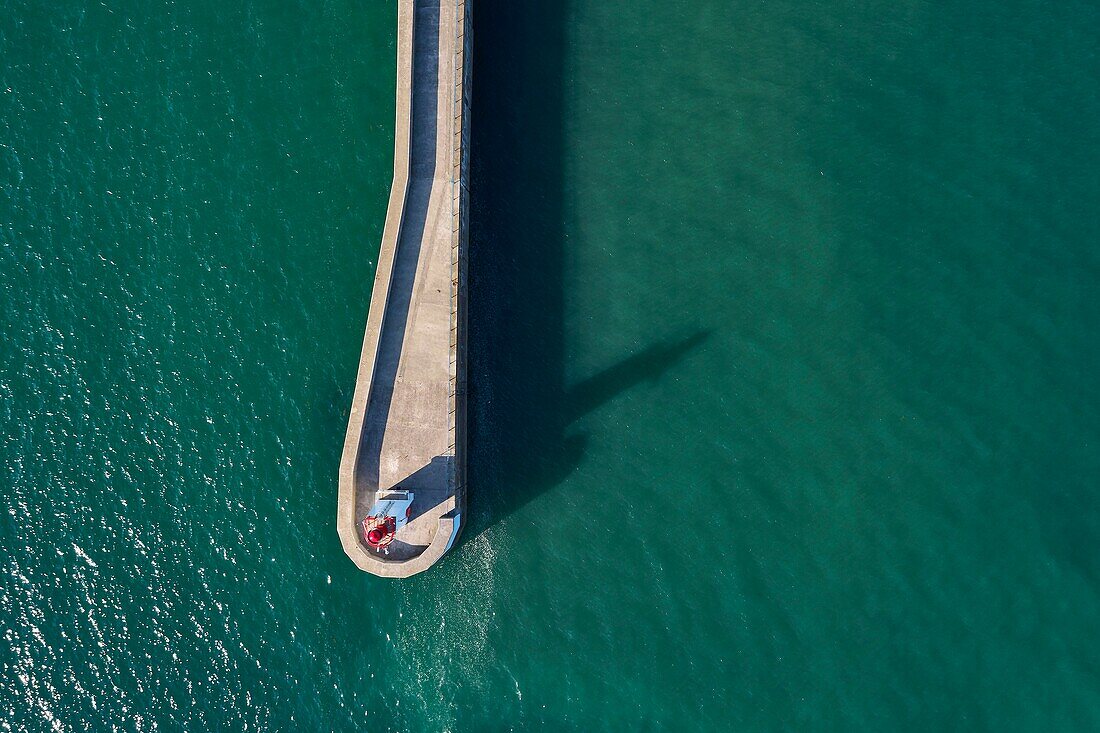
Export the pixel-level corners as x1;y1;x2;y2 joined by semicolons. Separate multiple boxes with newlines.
2;0;1099;730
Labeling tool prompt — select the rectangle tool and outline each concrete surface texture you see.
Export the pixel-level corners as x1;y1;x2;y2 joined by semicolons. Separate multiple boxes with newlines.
337;0;469;578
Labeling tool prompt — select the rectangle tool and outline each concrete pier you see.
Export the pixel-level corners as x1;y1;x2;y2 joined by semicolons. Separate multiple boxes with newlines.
338;0;470;577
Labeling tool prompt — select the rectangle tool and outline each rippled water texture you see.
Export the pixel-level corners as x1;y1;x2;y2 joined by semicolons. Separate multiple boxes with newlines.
3;0;1099;730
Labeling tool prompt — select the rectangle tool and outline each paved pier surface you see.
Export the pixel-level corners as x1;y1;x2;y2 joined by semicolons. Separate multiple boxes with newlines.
338;0;469;577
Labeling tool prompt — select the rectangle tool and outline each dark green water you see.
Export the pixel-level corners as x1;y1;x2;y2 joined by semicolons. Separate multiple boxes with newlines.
2;0;1099;729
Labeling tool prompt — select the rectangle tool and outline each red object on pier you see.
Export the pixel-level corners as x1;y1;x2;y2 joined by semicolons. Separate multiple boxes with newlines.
361;515;397;549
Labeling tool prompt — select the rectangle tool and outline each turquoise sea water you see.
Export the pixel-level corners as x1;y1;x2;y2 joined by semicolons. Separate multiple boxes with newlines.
2;0;1099;730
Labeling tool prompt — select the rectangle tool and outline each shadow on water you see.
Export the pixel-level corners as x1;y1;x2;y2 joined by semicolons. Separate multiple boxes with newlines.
564;330;711;424
467;1;710;535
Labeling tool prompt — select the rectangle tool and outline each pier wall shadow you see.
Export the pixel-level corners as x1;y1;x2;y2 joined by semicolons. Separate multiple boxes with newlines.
359;0;440;492
468;2;711;534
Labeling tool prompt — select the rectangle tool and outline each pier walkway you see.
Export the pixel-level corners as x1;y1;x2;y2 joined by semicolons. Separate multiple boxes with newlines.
338;0;469;577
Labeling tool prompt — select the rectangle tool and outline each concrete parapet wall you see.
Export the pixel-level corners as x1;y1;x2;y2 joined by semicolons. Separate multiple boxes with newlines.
451;0;471;524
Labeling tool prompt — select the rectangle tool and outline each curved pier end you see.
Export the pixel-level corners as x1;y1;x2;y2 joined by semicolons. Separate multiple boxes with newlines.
338;0;470;578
